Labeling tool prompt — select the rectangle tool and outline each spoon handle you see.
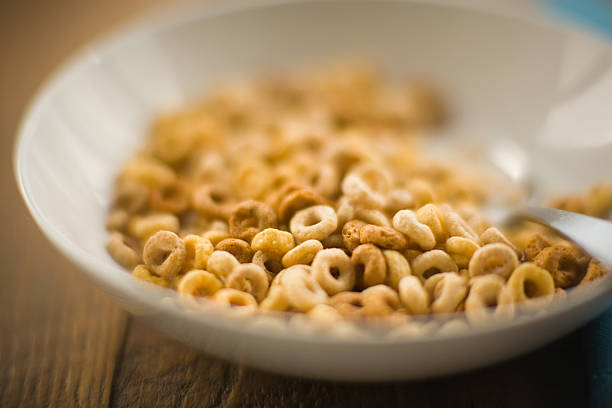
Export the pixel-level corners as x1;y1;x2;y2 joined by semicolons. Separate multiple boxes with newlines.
514;206;612;267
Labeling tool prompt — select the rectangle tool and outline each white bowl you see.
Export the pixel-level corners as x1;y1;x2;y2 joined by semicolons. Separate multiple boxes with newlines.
14;0;612;381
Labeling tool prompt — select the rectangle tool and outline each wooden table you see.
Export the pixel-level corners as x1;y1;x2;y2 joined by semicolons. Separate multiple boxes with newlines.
0;1;590;406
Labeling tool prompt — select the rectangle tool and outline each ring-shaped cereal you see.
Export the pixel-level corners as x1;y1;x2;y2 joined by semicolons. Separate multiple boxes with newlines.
213;288;258;311
228;200;278;242
465;274;514;324
479;227;518;253
182;234;214;272
581;259;610;284
439;205;479;243
277;187;328;223
359;224;407;250
259;285;291;311
290;205;338;243
382;250;412;290
215;238;254;264
281;265;328;312
411;249;458;280
329;291;365;317
150;179;190;214
192;183;234;220
534;245;585;288
341;173;386;209
177;269;223;297
445;236;479;269
398;276;429;314
424;272;467;314
107;232;141;268
142;230;186;279
226;263;270;302
250;228;295;258
281;239;323;268
506;262;555;303
113;180;149;214
342;220;366;252
351;244;386;288
311;248;356;295
392;209;436;250
127;213;180;239
354;208;391;227
252;250;284;280
416;204;446;243
524;233;552;261
206;250;239;280
468;243;519;279
132;264;170;287
384;189;414;215
361;284;401;316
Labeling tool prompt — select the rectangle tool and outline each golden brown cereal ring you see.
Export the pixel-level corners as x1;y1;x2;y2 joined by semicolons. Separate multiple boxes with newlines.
150;180;190;214
351;244;386;288
277;187;328;223
182;235;214;272
107;232;140;268
581;259;610;284
439;205;479;243
213;288;258;311
507;263;555;303
361;284;401;316
251;228;295;257
290;205;338;243
416;204;446;243
392;209;436;250
524;233;552;261
585;182;612;217
259;285;291;312
127;213;179;239
311;248;355;295
359;224;407;250
113;181;149;214
468;243;519;279
534;245;586;288
306;163;340;198
228;200;278;242
465;274;514;324
383;250;412;290
341;173;386;209
132;264;170;287
233;158;273;199
202;229;232;246
177;270;223;297
403;249;422;264
445;236;479;269
282;239;324;268
142;230;186;279
226;263;270;302
120;156;176;188
398;276;429;314
411;249;458;280
479;227;518;253
320;233;346;249
215;238;254;263
425;272;467;313
281;265;328;312
206;250;239;280
342;220;367;252
192;183;234;220
252;250;284;279
106;209;129;232
329;291;365;317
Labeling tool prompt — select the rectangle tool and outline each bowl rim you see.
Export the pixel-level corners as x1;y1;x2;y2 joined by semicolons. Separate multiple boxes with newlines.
12;0;612;345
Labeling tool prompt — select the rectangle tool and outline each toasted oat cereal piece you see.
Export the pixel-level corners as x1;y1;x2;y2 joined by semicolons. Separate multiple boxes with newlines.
282;239;324;268
177;270;223;297
329;291;365;317
142;230;186;279
281;265;328;312
192;183;234;220
206;250;239;280
182;234;214;272
465;274;514;324
411;249;458;280
132;264;170;287
524;233;552;262
228;200;278;242
383;250;412;290
581;259;610;284
506;263;555;303
359;224;407;250
226;263;269;302
342;220;367;252
398;276;429;314
468;243;519;279
416;204;446;243
351;244;386;288
290;205;338;243
425;272;467;314
215;238;254;264
445;236;479;269
361;284;401;316
392;209;436;250
127;213;180;239
107;232;140;268
213;288;258;311
277;187;328;223
534;245;586;288
251;228;295;257
311;248;355;295
479;227;519;254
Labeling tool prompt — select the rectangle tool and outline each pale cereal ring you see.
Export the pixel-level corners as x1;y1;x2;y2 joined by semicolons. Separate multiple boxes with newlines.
182;235;214;272
113;180;149;214
351;244;386;288
480;227;519;254
354;208;391;227
524;233;552;261
311;248;355;295
439;205;479;243
202;229;232;246
278;187;328;223
120;156;175;188
150;180;190;214
384;189;414;214
329;291;365;317
534;245;585;288
127;213;180;239
233;159;272;199
425;272;467;313
398;276;429;314
383;250;412;290
445;236;479;269
281;265;328;312
177;270;223;297
259;285;291;312
506;263;555;303
341;173;386;209
252;250;283;280
342;220;367;252
580;259;610;284
206;250;239;280
132;264;170;287
282;239;323;268
468;243;519;279
392;209;436;250
306;162;340;198
359;224;407;250
226;263;270;302
290;205;338;243
228;200;278;242
142;230;186;279
213;288;258;311
192;183;234;220
251;228;295;257
336;196;356;227
416;204;446;243
411;250;458;280
361;284;401;316
107;232;140;268
465;274;514;325
215;238;254;264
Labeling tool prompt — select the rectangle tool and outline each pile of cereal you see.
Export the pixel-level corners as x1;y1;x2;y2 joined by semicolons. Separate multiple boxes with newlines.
106;64;612;326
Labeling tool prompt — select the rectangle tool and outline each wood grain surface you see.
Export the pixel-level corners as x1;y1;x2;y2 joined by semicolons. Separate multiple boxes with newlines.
0;1;590;407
